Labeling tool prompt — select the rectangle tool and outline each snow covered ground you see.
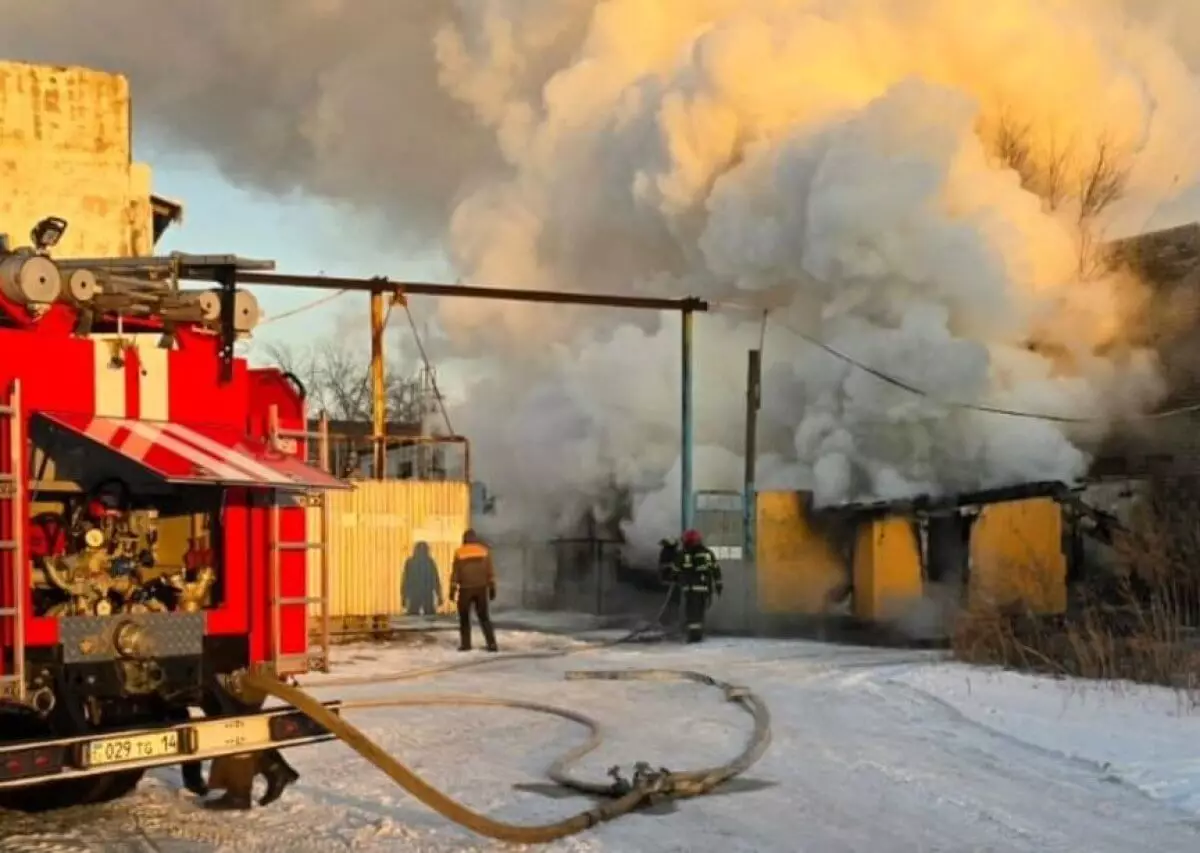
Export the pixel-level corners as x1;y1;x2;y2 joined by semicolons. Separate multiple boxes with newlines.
2;628;1198;852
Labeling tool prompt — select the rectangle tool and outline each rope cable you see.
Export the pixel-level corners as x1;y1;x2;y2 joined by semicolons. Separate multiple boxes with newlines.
401;300;456;436
258;289;349;326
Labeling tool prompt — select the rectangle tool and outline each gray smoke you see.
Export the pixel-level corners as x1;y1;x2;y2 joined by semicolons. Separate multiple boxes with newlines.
0;0;500;248
4;0;1200;552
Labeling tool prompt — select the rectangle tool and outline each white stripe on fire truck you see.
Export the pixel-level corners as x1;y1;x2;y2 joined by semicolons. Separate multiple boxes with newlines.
91;335;169;420
120;420;252;483
159;421;292;485
133;337;169;421
92;337;126;418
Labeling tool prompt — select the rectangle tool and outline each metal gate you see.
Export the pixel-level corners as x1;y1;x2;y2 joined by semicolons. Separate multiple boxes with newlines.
694;490;744;561
694;490;754;633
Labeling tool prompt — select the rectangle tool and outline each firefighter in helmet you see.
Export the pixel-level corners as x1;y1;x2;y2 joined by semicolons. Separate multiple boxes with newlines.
670;528;723;643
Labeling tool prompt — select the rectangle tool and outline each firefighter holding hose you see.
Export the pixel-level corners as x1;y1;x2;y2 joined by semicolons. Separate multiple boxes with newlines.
450;528;499;652
669;529;723;643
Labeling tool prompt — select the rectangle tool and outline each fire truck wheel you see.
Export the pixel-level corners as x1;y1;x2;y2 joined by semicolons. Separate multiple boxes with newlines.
83;768;147;805
0;771;146;813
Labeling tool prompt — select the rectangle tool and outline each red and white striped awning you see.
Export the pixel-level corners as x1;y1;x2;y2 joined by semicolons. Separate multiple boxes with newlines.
36;413;350;491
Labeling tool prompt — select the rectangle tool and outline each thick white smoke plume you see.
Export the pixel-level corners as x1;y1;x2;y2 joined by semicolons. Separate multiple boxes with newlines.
5;0;1200;550
434;0;1196;548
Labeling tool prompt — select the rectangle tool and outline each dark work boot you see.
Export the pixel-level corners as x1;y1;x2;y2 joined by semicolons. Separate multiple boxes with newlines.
258;750;301;806
203;754;256;811
205;791;253;811
181;761;208;797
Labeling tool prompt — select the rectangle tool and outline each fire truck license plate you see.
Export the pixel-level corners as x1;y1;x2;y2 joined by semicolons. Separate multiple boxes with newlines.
88;731;181;767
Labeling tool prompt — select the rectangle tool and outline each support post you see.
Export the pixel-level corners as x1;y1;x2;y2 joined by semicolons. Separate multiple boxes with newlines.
743;349;761;563
215;265;238;383
681;309;695;532
370;289;386;479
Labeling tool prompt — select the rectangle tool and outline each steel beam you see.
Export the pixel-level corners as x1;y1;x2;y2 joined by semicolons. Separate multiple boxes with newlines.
237;271;707;313
234;268;707;534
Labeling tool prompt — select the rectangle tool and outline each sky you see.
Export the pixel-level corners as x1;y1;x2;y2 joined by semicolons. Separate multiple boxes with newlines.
143;140;452;369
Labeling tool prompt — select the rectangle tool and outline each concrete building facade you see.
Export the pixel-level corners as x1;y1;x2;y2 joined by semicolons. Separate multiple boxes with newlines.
0;61;178;258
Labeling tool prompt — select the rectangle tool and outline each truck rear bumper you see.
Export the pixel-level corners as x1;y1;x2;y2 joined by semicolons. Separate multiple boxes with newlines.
0;701;341;789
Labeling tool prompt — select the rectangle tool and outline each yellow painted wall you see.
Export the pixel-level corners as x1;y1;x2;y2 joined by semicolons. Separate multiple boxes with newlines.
851;517;924;621
307;480;471;620
755;491;847;614
0;62;154;258
968;498;1067;614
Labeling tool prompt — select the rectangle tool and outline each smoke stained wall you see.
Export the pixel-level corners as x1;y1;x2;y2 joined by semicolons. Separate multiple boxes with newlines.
5;0;1200;551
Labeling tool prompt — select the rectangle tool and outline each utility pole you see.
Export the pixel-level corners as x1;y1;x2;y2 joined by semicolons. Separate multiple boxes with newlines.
370;289;386;479
681;308;695;533
743;349;761;562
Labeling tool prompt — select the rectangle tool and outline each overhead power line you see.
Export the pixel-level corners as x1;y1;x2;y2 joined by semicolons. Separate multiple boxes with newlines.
736;306;1200;424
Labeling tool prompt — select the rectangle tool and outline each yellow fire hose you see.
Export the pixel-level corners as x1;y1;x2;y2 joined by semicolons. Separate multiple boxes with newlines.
243;665;771;845
244;595;772;849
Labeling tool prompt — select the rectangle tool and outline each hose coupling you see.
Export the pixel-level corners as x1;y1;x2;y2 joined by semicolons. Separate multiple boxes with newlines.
606;765;632;796
631;761;673;796
724;685;750;701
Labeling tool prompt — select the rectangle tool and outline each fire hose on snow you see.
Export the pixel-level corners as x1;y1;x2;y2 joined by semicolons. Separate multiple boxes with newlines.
240;585;774;844
244;668;770;845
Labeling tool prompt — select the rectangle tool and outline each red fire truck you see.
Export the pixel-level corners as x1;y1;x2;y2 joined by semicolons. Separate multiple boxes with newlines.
0;217;348;811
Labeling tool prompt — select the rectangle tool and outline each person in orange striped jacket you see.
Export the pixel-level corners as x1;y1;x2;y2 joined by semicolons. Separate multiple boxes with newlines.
449;529;499;652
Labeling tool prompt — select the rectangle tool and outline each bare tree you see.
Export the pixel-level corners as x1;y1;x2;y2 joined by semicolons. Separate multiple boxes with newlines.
1078;139;1127;223
985;112;1129;279
990;113;1073;211
1076;138;1130;279
262;335;427;425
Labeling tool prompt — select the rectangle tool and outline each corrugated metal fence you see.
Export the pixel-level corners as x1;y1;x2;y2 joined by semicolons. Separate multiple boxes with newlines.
304;484;761;632
307;480;470;629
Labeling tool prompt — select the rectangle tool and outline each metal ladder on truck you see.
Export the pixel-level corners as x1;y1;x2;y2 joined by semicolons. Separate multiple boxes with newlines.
266;406;332;676
0;380;25;701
